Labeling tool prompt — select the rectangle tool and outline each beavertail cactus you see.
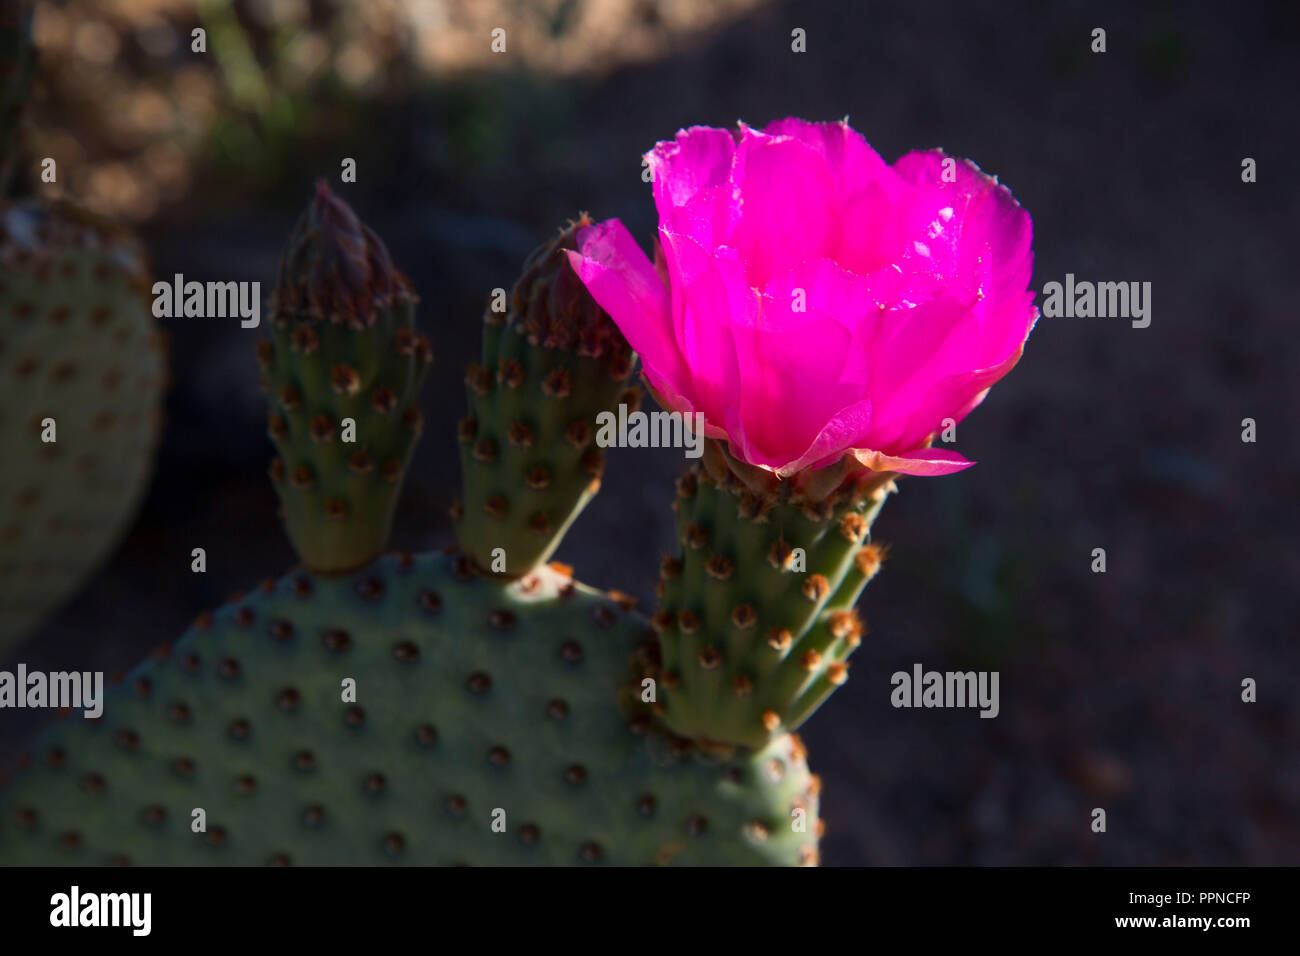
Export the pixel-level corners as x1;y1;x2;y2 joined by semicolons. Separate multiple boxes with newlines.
1;117;1036;867
0;5;166;655
0;187;821;866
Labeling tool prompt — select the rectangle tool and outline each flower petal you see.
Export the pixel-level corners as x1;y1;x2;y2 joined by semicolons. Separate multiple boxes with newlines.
657;228;748;432
849;445;975;476
566;219;686;386
890;325;1034;454
775;399;875;476
732;123;840;287
729;285;861;467
646;125;738;217
571;125;1038;482
762;117;896;198
642;368;730;439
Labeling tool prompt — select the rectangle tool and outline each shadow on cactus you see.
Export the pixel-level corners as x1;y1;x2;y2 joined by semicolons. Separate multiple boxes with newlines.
0;116;1038;866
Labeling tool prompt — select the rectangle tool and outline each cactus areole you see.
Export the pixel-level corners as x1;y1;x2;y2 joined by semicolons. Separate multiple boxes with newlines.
0;117;1037;865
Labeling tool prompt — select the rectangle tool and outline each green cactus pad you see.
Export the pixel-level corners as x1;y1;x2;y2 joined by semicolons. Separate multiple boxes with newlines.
652;441;894;750
261;183;432;573
0;201;165;654
455;216;638;578
0;551;821;865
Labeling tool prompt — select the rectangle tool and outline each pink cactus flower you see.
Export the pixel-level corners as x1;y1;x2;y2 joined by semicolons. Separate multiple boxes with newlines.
566;118;1038;477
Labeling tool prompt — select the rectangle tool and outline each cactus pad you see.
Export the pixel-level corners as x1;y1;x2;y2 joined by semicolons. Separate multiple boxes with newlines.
0;201;165;654
0;551;820;865
652;440;894;750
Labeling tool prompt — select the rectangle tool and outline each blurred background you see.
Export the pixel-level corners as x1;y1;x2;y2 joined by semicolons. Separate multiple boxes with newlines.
3;0;1298;864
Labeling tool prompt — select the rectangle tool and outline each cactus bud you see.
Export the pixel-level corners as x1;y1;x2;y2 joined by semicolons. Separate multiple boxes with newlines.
456;216;639;578
512;214;634;374
272;181;412;327
263;183;430;573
